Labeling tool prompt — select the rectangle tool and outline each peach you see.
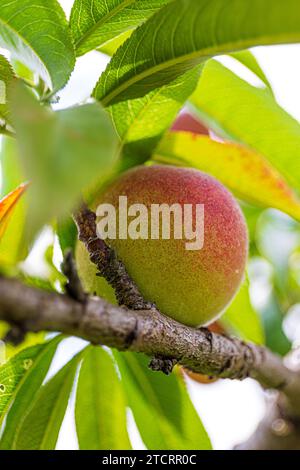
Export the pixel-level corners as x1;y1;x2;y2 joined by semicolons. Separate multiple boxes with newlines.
77;165;248;326
171;111;209;135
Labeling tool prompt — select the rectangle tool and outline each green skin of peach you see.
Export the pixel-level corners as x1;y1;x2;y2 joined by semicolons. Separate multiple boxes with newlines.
77;165;248;327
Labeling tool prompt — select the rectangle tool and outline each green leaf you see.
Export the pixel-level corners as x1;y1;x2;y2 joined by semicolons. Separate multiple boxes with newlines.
18;274;56;293
0;54;15;122
240;202;262;252
190;59;300;191
111;67;202;168
11;60;35;84
0;137;24;197
0;342;46;417
0;336;62;449
0;137;28;266
0;0;75;92
94;0;300;106
57;217;78;255
229;50;273;91
221;279;265;345
256;210;300;298
14;351;82;450
10;82;118;238
153;132;300;221
75;347;131;450
98;30;133;56
92;9;203;168
71;0;171;57
115;352;211;450
258;289;291;356
0;183;27;242
0;321;45;360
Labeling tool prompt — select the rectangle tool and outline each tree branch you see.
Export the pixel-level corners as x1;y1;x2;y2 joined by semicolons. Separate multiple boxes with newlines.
1;275;300;417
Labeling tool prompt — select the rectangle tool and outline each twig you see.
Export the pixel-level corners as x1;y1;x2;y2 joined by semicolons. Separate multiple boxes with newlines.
1;276;300;417
149;357;178;375
61;249;87;303
3;325;26;346
73;204;154;310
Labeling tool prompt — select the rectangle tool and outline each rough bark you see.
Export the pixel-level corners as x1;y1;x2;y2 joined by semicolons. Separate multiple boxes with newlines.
1;276;300;420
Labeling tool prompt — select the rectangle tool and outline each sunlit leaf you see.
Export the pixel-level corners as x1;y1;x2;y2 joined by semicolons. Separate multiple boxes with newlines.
0;342;46;418
0;137;28;266
0;335;62;448
115;352;211;450
0;183;27;240
0;0;75;92
98;30;133;56
76;347;131;450
94;0;300;106
0;54;15;122
111;67;202;169
153;132;300;221
287;247;300;305
75;239;117;302
0;321;44;360
14;351;82;450
229;50;273;91
71;0;171;57
56;217;78;255
190;59;300;191
11;60;34;83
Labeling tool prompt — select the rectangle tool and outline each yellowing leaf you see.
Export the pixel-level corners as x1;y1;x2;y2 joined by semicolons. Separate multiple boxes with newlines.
190;59;300;191
0;183;28;240
153;132;300;221
0;138;28;266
